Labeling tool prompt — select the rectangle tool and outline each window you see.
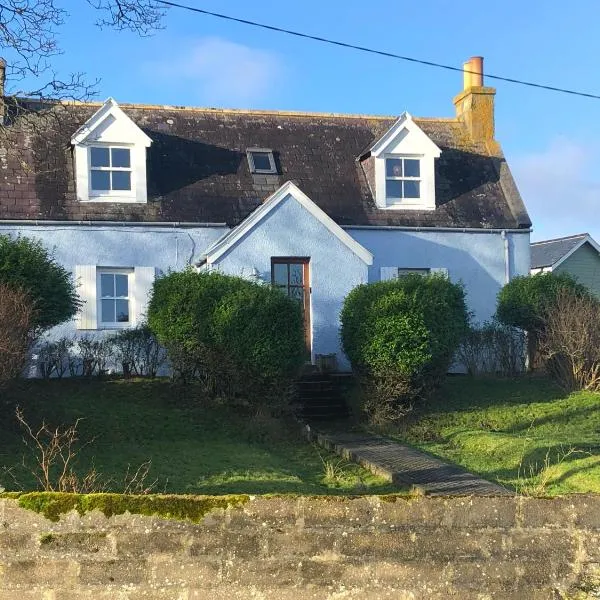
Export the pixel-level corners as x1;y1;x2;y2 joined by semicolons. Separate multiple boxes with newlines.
247;148;277;174
397;268;430;276
90;146;132;193
99;271;131;326
385;157;421;201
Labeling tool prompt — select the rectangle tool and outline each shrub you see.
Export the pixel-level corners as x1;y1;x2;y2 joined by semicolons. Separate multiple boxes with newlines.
108;325;166;377
0;283;34;385
496;272;591;368
37;337;74;379
341;274;469;421
540;290;600;392
148;269;305;407
456;320;526;376
0;235;80;331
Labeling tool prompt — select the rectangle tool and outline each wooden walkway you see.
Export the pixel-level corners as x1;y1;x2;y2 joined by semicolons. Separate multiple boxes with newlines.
308;429;510;496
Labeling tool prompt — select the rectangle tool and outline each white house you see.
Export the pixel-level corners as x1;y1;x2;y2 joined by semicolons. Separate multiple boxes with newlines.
0;56;531;370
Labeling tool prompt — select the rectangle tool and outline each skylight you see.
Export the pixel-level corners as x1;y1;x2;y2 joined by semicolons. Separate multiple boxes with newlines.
247;148;277;174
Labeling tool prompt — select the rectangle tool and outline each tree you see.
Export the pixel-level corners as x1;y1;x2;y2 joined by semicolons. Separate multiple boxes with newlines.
0;1;166;135
0;234;80;330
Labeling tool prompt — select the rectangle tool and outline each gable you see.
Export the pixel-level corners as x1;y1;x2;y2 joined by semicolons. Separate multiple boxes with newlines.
205;181;373;265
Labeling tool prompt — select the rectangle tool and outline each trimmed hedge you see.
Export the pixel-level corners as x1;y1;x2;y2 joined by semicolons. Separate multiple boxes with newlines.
496;272;590;335
341;274;468;419
147;270;305;405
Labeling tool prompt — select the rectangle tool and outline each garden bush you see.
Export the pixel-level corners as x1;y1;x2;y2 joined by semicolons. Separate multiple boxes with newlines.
0;235;80;331
496;272;591;367
148;269;305;408
341;274;469;422
0;283;34;385
109;325;166;377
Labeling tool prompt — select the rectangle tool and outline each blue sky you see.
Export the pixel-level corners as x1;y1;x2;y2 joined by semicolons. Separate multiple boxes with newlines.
15;1;600;241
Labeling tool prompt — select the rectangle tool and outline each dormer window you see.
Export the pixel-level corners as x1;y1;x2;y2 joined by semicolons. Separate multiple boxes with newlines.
365;113;441;211
90;146;132;193
71;98;152;204
385;157;421;201
247;148;277;174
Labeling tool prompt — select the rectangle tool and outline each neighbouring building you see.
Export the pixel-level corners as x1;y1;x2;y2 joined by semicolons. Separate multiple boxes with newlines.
531;233;600;296
0;56;531;371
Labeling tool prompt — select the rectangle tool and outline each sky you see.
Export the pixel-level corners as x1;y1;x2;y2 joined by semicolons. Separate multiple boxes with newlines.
10;0;600;242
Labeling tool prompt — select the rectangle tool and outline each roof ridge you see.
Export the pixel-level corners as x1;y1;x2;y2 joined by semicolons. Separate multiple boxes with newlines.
17;96;459;122
531;233;589;245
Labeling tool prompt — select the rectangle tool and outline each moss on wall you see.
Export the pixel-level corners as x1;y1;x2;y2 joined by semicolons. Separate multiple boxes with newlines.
1;492;250;523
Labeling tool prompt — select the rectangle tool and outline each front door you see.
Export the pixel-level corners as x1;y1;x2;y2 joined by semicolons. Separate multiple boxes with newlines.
271;257;311;356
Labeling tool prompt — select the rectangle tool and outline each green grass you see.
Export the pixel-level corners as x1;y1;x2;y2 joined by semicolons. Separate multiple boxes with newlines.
0;378;396;495
392;375;600;495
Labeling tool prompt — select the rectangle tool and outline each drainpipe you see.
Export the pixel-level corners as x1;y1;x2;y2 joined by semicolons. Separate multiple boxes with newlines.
501;230;510;283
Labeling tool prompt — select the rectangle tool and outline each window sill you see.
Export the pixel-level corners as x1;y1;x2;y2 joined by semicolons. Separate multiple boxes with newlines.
82;195;144;204
381;201;435;211
98;322;134;330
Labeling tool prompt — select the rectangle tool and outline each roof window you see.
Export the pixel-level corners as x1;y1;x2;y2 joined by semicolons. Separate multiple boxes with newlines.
247;148;277;174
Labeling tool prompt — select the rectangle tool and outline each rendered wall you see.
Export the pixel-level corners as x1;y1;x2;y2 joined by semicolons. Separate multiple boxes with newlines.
212;197;369;368
1;494;599;599
556;242;600;297
348;228;531;323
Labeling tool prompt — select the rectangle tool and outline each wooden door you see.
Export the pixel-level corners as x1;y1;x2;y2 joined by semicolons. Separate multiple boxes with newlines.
271;257;311;356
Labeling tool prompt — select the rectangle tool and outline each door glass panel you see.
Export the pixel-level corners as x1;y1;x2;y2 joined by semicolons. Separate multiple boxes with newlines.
272;263;288;285
289;263;304;286
289;286;304;303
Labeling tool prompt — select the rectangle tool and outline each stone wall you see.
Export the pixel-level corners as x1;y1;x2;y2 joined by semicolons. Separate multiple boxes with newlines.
1;494;600;599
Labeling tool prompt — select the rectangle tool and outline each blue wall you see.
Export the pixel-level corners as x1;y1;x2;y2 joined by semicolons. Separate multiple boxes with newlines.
348;228;531;323
211;197;369;369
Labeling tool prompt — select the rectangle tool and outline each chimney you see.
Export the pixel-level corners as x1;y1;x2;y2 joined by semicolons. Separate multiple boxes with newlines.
453;56;496;144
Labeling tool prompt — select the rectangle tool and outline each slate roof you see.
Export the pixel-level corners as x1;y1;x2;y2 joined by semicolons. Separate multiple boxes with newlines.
0;100;531;229
531;234;590;269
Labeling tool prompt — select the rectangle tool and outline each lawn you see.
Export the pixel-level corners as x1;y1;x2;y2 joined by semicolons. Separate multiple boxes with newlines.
0;378;396;495
393;375;600;495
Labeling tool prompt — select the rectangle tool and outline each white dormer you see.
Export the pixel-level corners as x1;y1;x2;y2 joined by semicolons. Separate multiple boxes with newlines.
369;112;441;211
71;98;152;203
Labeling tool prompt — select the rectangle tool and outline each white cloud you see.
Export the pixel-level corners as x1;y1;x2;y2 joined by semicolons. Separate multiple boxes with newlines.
511;137;600;241
148;36;283;106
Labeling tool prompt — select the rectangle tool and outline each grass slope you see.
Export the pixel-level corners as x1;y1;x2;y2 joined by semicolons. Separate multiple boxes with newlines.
0;379;395;495
395;376;600;495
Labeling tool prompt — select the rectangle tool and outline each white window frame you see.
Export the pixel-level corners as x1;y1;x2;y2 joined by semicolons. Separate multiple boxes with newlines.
88;144;135;200
96;268;134;329
247;148;277;174
384;156;422;204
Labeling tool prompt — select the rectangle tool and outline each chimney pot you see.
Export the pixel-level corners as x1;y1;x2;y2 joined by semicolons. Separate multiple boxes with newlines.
464;56;484;89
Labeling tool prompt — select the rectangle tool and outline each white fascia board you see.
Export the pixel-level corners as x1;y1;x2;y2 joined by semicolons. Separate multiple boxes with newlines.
71;98;152;147
552;235;600;269
206;181;373;265
369;112;441;158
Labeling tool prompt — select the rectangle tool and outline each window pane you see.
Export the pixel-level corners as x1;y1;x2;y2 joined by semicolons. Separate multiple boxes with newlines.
386;179;403;199
111;171;131;191
91;170;110;191
100;273;114;297
115;299;130;322
272;263;288;285
90;147;110;167
404;180;420;198
115;274;128;297
386;158;403;178
101;299;115;323
251;152;273;171
289;264;304;286
289;286;304;303
404;159;420;177
111;148;131;168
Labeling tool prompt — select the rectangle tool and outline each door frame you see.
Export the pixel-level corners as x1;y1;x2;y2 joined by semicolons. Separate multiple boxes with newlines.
271;256;312;358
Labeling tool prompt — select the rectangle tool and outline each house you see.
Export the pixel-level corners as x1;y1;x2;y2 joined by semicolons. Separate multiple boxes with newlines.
531;233;600;295
0;56;531;371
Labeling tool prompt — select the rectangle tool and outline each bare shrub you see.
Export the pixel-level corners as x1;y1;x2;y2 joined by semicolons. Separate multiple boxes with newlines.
77;336;111;377
14;407;160;494
0;283;34;385
37;337;74;379
457;320;526;376
540;290;600;392
109;325;166;377
360;372;415;426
